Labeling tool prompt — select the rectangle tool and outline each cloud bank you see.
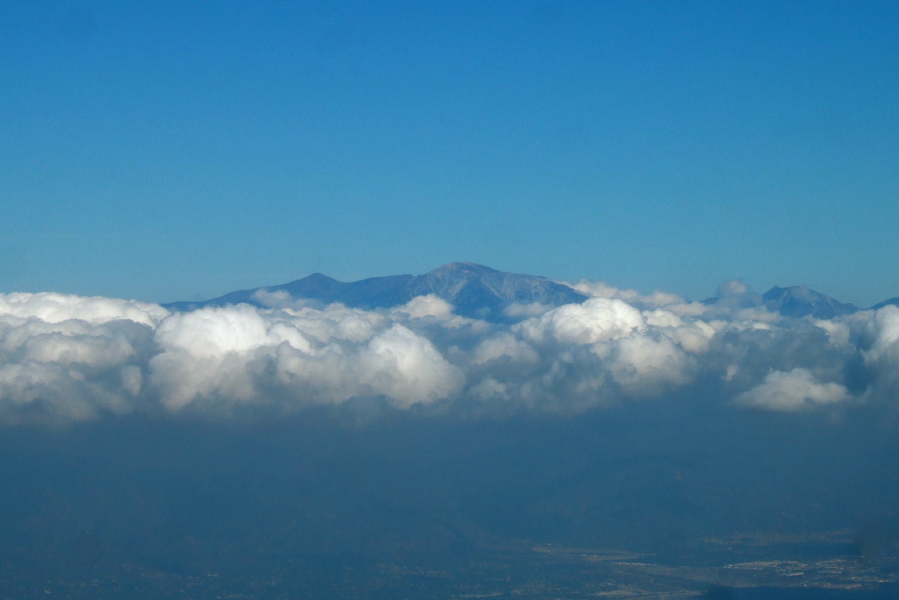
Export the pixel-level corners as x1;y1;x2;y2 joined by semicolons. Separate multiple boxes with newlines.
1;283;898;424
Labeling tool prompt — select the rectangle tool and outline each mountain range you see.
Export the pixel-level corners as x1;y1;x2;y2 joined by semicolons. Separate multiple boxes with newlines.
164;263;894;321
165;263;589;322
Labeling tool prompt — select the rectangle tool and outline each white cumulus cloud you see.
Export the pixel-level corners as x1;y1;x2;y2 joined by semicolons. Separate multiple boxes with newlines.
1;284;898;424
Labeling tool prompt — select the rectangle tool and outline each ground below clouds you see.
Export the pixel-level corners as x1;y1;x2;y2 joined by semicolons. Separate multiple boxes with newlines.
1;400;897;598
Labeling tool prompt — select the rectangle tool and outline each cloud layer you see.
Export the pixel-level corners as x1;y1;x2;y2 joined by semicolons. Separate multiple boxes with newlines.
1;282;898;424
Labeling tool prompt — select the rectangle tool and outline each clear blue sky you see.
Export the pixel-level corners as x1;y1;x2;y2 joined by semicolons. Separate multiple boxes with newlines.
1;0;897;306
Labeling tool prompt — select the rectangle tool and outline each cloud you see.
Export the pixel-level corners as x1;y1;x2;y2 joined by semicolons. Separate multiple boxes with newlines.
0;292;168;326
858;305;899;401
572;279;707;316
515;298;646;345
149;302;462;413
1;287;898;424
0;293;164;424
733;368;849;411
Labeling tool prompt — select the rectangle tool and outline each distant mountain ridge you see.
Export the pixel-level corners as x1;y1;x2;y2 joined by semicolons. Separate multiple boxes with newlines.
165;263;894;321
872;297;899;310
761;286;859;319
164;263;589;322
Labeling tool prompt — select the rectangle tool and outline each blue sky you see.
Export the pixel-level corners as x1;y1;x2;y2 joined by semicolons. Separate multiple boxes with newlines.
1;1;897;306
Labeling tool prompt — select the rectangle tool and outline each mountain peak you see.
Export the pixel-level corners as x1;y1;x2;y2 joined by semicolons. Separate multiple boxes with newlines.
762;285;858;319
425;262;499;277
304;272;338;282
409;263;585;319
